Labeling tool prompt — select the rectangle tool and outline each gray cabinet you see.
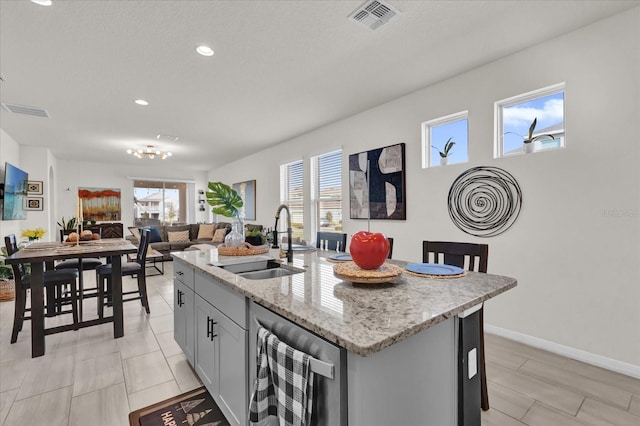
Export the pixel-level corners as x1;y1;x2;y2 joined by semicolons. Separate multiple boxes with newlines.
173;259;195;366
212;300;247;426
174;279;195;365
194;272;248;426
195;295;218;391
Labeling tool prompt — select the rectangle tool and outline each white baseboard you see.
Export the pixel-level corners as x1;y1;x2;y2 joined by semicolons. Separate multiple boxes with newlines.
484;324;640;379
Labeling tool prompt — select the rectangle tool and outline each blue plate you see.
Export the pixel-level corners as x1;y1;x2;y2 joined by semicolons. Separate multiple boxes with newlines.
329;253;352;262
405;263;464;276
291;245;317;252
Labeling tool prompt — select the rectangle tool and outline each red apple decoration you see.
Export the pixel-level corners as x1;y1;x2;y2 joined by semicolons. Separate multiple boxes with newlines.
349;231;390;270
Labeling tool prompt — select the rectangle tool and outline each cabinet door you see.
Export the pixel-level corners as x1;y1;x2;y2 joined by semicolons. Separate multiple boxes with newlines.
214;305;247;426
195;295;219;395
173;279;195;366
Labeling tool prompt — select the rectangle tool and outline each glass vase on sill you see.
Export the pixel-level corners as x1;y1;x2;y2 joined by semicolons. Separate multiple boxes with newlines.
224;216;245;248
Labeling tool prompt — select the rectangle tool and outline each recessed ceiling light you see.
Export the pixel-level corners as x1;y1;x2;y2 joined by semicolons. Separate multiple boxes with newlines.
196;45;214;57
134;99;149;106
31;0;53;6
157;134;180;142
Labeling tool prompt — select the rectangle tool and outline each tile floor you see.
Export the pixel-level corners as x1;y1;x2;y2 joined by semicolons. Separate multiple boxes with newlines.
0;261;201;426
0;260;638;425
482;333;640;425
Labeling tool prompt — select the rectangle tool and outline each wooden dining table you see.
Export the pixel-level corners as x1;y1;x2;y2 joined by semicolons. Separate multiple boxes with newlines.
4;239;138;358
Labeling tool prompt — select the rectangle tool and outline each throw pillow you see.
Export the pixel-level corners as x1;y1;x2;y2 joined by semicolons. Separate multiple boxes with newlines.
197;224;215;240
128;226;141;240
212;228;227;243
142;227;163;243
168;230;190;242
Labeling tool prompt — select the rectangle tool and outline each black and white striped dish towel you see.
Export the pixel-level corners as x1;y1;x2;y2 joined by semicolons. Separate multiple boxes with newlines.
249;326;315;426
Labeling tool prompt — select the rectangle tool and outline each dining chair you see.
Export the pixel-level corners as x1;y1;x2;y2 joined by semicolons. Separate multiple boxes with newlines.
422;240;490;411
387;237;394;259
56;229;104;316
95;228;151;318
4;234;79;343
316;232;347;251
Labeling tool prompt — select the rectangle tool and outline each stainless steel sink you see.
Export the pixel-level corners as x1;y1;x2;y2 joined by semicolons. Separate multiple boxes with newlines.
214;258;304;280
238;268;301;280
218;259;281;274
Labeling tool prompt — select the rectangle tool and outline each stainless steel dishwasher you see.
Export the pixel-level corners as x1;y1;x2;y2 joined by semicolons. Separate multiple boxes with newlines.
248;301;347;426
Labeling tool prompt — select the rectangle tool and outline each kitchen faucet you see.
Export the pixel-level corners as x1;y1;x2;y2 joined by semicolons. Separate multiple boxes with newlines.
273;204;293;262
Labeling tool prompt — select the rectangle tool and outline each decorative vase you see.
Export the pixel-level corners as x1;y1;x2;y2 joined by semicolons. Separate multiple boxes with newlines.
440;157;448;166
523;143;534;154
224;218;244;248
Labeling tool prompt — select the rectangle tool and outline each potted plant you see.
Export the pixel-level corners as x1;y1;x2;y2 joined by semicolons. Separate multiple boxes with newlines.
245;228;266;246
21;227;47;242
432;137;455;165
507;117;555;154
57;216;77;230
0;247;15;302
206;181;245;247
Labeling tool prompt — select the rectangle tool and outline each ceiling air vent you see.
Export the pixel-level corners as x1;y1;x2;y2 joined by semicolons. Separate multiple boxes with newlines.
349;0;398;30
2;103;49;118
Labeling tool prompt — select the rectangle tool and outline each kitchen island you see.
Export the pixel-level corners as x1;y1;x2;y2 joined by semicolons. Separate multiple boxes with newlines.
172;248;516;426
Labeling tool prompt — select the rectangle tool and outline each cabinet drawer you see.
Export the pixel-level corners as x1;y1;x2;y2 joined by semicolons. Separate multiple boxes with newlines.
195;270;246;329
174;259;195;289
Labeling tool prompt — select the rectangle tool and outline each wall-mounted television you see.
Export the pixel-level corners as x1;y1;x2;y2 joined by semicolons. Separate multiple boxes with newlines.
2;162;29;220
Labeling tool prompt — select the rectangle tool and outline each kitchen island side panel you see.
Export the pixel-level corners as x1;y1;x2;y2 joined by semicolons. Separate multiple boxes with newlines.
347;317;457;426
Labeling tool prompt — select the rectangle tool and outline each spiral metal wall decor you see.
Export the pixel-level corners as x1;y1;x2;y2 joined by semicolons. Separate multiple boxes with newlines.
448;166;522;237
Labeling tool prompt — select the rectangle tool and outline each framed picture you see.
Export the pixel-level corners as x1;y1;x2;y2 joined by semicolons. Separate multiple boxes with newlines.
232;180;256;221
79;187;121;221
23;197;44;211
27;180;43;195
349;143;406;220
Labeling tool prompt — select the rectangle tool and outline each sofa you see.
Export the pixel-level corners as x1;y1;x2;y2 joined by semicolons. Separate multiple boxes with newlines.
125;223;264;260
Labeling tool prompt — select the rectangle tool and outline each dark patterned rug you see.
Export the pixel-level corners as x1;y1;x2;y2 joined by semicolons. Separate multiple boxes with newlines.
129;387;230;426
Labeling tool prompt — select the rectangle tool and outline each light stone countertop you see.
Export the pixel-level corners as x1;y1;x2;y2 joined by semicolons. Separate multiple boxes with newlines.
172;247;517;357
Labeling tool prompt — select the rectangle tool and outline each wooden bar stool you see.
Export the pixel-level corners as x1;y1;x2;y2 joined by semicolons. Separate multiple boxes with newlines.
4;235;79;343
423;240;490;411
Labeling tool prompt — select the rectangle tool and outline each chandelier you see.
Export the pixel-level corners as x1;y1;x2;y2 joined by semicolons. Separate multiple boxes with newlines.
127;145;172;160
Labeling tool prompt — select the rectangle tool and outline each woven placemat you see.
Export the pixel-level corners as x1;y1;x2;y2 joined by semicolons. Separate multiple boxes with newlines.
333;261;403;284
55;245;103;253
403;269;468;279
23;245;59;251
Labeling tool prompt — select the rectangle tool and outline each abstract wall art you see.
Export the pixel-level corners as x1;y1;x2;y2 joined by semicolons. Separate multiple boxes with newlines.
78;187;121;221
349;143;406;220
232;179;256;221
448;166;522;237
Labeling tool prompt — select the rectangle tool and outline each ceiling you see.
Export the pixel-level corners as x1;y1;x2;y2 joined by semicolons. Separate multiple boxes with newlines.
1;0;638;172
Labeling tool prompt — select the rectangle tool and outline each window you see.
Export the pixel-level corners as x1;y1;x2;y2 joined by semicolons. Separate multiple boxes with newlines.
133;180;187;226
279;160;304;240
312;150;342;235
422;111;469;167
496;83;565;157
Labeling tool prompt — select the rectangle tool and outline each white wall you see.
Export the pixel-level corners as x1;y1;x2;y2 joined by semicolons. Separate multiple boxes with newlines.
0;129;23;241
19;146;52;240
2;134;210;242
210;8;640;370
54;160;210;233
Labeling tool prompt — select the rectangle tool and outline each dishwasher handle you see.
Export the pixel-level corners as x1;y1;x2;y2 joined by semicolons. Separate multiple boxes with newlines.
254;317;335;380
